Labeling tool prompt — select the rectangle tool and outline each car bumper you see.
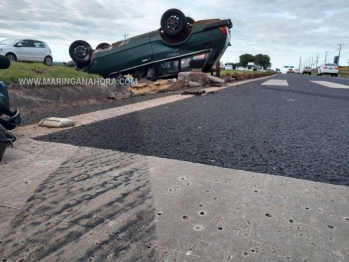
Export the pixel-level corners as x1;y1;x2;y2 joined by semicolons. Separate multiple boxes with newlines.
319;69;339;74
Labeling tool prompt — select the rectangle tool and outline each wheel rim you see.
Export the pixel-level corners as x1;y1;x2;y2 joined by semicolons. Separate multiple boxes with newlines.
45;57;52;65
74;45;88;58
7;54;15;61
166;15;180;32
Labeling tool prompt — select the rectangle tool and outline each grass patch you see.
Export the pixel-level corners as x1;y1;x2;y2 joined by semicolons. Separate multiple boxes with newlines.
211;70;275;78
0;61;102;84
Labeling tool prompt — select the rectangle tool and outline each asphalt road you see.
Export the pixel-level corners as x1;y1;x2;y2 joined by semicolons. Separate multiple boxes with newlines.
35;74;349;186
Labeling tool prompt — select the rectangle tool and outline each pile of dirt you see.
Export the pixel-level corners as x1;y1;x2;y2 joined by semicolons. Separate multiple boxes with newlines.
8;84;131;116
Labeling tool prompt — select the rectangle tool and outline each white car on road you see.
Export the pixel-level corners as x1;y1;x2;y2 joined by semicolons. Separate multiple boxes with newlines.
317;63;338;77
0;38;53;66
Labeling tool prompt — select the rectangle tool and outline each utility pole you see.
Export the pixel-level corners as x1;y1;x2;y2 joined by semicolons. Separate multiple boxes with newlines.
310;57;314;68
315;54;319;68
299;57;302;70
324;51;329;63
337;43;348;65
121;33;129;40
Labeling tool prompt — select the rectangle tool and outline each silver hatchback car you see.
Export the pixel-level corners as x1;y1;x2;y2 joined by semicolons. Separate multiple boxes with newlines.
0;38;53;66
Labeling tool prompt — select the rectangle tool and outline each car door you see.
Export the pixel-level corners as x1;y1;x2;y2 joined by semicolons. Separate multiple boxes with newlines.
32;40;46;62
15;40;33;61
92;36;153;77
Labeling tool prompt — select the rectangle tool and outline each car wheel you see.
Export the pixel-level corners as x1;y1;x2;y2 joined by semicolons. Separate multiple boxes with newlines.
186;17;195;25
96;43;111;50
44;56;53;66
161;9;187;37
69;40;92;64
309;73;311;75
5;53;17;61
335;74;338;77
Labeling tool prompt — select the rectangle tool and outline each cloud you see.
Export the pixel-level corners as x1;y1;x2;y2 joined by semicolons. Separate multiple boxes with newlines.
0;0;349;69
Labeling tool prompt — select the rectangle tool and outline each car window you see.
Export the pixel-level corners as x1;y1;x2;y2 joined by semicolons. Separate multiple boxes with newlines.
33;41;45;48
180;52;209;72
157;60;180;76
17;40;35;47
325;63;336;66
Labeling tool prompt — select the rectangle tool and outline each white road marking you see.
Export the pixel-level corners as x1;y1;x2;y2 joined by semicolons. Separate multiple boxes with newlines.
17;75;275;138
261;79;288;86
311;81;349;89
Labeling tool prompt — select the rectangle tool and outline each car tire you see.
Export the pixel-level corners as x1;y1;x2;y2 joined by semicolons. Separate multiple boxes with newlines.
161;9;187;37
186;17;195;25
44;56;53;66
96;43;111;50
309;73;311;75
335;74;338;77
69;40;92;64
5;53;17;62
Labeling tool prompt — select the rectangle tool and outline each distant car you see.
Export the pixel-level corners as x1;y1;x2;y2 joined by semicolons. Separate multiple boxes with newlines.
294;68;300;74
0;38;53;66
225;65;233;70
317;63;339;77
287;69;293;74
302;67;312;75
66;9;233;79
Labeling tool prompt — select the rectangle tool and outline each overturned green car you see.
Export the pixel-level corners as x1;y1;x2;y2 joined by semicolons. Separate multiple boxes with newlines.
67;9;232;79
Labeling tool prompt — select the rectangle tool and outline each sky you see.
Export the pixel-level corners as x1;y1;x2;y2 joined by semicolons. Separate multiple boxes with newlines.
1;0;349;73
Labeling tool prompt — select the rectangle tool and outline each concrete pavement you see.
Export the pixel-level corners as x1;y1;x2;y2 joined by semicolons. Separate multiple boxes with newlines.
1;139;348;261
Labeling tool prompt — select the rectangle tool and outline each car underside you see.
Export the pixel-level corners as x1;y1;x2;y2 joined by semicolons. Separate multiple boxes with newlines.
66;9;232;80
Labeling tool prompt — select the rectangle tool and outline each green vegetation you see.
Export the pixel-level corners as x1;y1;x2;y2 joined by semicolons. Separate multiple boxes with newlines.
212;69;275;78
0;61;102;84
232;54;271;68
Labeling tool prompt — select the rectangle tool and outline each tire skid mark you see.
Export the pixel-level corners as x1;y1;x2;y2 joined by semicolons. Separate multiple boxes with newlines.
0;147;157;261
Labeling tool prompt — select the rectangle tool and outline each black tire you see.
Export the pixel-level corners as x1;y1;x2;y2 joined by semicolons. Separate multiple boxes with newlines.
5;53;17;62
335;74;338;77
96;42;111;50
161;9;187;37
69;40;92;64
44;56;53;66
186;17;195;25
309;72;311;75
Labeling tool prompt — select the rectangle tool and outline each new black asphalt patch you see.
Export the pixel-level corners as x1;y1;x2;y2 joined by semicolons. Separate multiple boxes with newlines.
35;76;349;186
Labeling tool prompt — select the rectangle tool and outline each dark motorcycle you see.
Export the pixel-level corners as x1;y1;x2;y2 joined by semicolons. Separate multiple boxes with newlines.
0;55;21;162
